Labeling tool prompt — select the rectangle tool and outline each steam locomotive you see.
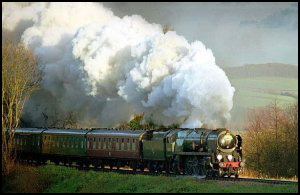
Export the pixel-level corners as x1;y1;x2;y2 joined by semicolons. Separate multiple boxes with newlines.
13;127;244;177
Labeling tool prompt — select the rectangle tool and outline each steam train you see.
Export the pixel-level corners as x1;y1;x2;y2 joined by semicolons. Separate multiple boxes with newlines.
13;127;244;177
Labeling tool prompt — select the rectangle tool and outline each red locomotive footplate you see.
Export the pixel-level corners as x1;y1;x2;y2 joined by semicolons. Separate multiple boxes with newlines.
223;162;240;168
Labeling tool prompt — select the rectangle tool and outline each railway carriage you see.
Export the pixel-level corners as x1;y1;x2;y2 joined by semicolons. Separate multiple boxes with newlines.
41;129;88;165
14;128;45;162
86;129;146;170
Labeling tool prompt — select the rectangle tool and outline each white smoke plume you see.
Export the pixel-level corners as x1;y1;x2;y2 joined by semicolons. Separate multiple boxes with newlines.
2;2;235;128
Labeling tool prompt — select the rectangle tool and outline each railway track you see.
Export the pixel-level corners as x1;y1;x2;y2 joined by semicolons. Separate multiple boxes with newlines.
204;176;298;185
84;166;299;185
22;161;298;185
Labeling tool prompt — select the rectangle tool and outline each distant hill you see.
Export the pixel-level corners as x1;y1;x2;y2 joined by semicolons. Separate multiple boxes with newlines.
223;63;298;130
223;63;298;79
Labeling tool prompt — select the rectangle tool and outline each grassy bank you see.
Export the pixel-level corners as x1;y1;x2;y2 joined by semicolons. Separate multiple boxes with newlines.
2;165;298;193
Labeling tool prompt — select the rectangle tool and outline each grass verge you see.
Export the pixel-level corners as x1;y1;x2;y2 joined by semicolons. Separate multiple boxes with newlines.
2;165;298;193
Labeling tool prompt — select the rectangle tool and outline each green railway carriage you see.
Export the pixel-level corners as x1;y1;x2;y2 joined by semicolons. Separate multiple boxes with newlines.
14;128;45;157
41;129;88;157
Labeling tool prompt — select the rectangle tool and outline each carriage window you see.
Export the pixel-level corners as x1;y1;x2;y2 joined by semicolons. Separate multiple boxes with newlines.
133;139;135;143
109;138;111;142
93;138;96;149
122;138;124;143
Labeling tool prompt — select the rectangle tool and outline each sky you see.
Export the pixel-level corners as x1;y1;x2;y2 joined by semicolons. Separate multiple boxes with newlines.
102;2;298;67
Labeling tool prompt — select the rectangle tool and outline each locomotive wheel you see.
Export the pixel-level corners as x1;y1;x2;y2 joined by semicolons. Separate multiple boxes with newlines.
170;161;179;174
184;156;200;175
157;162;163;173
165;162;170;174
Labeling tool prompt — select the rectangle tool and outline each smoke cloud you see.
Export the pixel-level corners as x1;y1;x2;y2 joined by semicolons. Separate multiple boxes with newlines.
2;2;235;128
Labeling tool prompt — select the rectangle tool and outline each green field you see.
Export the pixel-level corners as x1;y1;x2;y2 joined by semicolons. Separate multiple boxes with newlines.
2;165;298;193
227;76;298;129
230;77;298;108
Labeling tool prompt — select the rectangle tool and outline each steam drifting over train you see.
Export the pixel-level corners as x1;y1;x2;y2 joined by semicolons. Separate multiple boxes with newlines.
2;2;235;129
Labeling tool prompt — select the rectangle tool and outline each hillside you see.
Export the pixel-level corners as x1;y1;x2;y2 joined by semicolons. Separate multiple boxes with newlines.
223;63;298;79
223;63;298;130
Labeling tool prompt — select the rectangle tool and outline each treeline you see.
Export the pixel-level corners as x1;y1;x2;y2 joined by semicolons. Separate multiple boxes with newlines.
243;100;298;178
117;113;179;130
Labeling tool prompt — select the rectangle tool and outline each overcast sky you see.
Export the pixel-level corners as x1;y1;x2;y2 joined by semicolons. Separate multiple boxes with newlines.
102;2;298;67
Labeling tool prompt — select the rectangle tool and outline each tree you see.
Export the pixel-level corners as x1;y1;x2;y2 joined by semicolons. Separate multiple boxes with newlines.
2;41;41;176
243;100;298;178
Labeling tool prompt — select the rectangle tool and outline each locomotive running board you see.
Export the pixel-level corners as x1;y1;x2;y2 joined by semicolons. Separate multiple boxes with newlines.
174;152;212;156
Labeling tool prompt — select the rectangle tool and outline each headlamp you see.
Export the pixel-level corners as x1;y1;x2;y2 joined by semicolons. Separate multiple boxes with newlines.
228;155;233;161
217;154;222;161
